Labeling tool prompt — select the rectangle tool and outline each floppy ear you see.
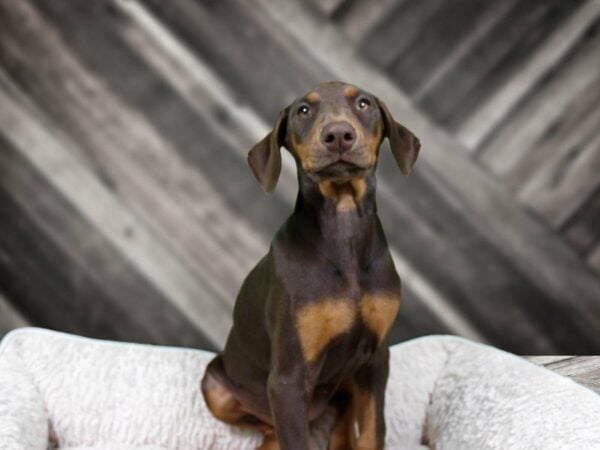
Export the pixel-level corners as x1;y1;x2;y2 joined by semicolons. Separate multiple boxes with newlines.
378;100;421;175
247;109;288;193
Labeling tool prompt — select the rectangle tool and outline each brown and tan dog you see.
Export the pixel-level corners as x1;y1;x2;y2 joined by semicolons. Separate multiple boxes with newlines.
201;81;420;450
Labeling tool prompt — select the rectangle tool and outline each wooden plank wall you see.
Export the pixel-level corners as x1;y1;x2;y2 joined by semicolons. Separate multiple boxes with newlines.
0;0;598;354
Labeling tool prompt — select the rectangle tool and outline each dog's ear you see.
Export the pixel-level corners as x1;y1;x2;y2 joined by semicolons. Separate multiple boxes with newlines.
247;108;288;193
377;99;421;175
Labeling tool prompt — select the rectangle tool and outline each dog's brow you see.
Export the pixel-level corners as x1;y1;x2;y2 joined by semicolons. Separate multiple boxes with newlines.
344;85;359;98
306;91;321;103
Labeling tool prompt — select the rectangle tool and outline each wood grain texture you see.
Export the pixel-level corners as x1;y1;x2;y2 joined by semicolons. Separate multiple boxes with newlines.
561;186;600;255
527;356;600;394
458;0;600;149
336;0;402;43
417;0;582;127
0;292;29;338
0;0;598;354
477;21;600;191
0;133;212;348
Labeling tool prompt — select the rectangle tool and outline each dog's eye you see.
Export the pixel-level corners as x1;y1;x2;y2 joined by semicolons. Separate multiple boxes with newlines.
357;98;371;110
297;104;311;116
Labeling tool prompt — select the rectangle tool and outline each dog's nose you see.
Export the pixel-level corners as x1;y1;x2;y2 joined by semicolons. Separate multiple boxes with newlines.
321;122;356;153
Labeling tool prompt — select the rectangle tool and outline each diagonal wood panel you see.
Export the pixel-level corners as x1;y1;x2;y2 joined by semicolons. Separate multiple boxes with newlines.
0;0;598;354
0;291;29;338
0;131;211;348
256;0;600;351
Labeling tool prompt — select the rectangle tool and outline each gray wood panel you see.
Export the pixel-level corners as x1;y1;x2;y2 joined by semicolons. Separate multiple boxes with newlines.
0;292;28;338
527;356;600;394
0;0;598;354
417;0;582;127
0;133;212;348
562;187;600;255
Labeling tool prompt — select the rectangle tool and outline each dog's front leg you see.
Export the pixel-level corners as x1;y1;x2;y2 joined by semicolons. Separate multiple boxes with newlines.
266;366;310;450
266;318;311;450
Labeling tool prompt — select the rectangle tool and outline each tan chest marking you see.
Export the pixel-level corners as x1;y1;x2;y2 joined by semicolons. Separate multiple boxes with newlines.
296;299;355;363
296;293;400;363
360;293;401;344
319;178;367;212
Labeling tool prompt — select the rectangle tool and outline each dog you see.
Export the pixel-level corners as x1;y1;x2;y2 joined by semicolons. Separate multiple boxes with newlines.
201;81;420;450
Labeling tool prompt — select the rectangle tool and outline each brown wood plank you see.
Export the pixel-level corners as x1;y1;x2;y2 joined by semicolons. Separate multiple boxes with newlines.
257;0;600;351
459;0;600;149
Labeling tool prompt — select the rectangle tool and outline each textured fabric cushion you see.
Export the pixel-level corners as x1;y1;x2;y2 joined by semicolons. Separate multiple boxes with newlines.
0;328;599;449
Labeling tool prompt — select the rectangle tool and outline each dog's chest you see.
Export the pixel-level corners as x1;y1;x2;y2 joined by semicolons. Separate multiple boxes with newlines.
294;293;400;366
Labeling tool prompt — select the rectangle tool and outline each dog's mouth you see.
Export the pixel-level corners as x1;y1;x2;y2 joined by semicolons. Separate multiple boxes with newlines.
316;160;367;178
310;149;372;179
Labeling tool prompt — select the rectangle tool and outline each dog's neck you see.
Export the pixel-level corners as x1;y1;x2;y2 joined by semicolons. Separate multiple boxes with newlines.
289;170;380;270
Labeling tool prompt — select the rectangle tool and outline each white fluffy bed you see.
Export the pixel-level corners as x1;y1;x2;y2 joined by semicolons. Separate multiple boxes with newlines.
0;328;598;449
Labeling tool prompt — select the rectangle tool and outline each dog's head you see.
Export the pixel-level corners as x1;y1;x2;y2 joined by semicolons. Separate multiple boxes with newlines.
248;81;421;193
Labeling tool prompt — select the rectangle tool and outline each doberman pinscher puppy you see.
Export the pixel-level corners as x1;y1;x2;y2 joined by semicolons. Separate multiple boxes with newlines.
201;81;420;450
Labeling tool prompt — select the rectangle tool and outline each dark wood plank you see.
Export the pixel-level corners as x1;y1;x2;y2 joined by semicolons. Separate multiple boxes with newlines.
0;292;29;338
388;283;454;343
589;244;600;274
140;0;325;120
0;134;214;349
562;187;600;255
336;0;404;43
29;0;289;241
359;0;445;69
518;117;600;228
386;0;493;94
458;0;600;149
376;150;592;352
477;18;600;189
416;0;583;127
306;0;349;18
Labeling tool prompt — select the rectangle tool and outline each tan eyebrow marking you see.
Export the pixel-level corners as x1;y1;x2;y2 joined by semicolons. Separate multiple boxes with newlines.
306;91;321;103
344;85;359;98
